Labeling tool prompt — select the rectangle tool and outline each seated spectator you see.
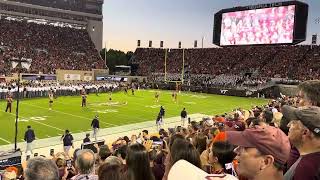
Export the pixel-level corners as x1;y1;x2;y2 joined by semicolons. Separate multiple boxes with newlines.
24;157;59;180
227;125;290;180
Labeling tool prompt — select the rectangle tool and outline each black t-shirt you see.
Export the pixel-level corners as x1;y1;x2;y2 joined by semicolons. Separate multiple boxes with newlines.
83;137;90;143
62;134;73;146
181;110;187;118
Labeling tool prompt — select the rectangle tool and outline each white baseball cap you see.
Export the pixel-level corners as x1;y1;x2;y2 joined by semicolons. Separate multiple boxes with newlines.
168;160;238;180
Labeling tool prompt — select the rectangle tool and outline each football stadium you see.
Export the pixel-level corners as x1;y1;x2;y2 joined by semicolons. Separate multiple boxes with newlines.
0;0;320;180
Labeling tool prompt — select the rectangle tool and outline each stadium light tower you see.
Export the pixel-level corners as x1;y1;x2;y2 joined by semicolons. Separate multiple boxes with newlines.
10;58;31;151
202;36;205;48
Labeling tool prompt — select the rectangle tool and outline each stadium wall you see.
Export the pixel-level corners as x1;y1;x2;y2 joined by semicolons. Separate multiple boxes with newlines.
274;85;299;97
151;83;259;97
56;69;94;81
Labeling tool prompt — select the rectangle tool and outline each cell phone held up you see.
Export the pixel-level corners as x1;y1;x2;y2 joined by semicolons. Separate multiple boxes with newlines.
66;159;72;169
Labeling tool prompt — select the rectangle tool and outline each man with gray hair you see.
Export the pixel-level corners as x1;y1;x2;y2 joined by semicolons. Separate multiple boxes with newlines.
71;149;98;180
24;157;59;180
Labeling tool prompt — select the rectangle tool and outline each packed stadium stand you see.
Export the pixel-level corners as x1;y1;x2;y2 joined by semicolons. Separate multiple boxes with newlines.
0;0;104;76
0;18;104;75
132;45;320;81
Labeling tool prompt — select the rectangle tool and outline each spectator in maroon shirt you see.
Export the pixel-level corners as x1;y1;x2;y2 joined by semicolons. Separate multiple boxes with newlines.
283;106;320;180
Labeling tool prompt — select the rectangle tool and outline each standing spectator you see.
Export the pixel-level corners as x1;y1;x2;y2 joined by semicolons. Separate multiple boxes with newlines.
91;115;100;141
227;125;290;180
24;125;35;154
283;106;320;180
180;108;187;126
24;157;59;180
61;130;74;156
125;143;155;180
71;149;98;180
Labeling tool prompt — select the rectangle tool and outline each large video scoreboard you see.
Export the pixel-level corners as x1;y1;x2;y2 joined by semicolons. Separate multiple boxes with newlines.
213;1;308;46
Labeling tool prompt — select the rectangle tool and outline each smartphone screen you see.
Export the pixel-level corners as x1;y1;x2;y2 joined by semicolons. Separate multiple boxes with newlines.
50;149;54;156
66;160;72;169
152;141;163;149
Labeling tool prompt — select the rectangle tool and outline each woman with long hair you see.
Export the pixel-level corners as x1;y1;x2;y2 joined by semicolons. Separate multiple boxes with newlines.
170;138;201;169
125;143;155;180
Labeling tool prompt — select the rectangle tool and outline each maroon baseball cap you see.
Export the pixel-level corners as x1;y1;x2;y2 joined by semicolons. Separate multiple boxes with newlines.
226;125;290;165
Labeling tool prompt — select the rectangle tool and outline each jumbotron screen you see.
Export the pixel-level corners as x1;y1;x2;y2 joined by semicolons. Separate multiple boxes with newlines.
220;5;295;45
213;1;309;46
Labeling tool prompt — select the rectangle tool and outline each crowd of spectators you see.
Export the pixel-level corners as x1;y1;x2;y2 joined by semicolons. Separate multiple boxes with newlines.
1;80;320;180
133;45;318;83
0;18;104;76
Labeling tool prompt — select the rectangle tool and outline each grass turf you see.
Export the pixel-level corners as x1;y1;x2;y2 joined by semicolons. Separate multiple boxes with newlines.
0;89;268;145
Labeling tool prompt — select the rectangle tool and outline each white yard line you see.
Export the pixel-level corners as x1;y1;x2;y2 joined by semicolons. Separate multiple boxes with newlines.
22;102;117;127
0;108;64;132
0;137;11;143
31;120;64;131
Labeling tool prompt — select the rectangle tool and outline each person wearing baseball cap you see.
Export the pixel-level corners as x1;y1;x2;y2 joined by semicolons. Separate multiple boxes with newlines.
282;106;320;180
91;115;100;141
226;125;290;180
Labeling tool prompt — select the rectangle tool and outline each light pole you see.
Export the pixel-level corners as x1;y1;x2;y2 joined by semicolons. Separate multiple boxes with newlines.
104;41;107;68
201;36;205;48
10;58;31;151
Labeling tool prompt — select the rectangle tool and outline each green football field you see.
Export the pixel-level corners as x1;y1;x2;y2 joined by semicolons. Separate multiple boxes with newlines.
0;90;268;145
